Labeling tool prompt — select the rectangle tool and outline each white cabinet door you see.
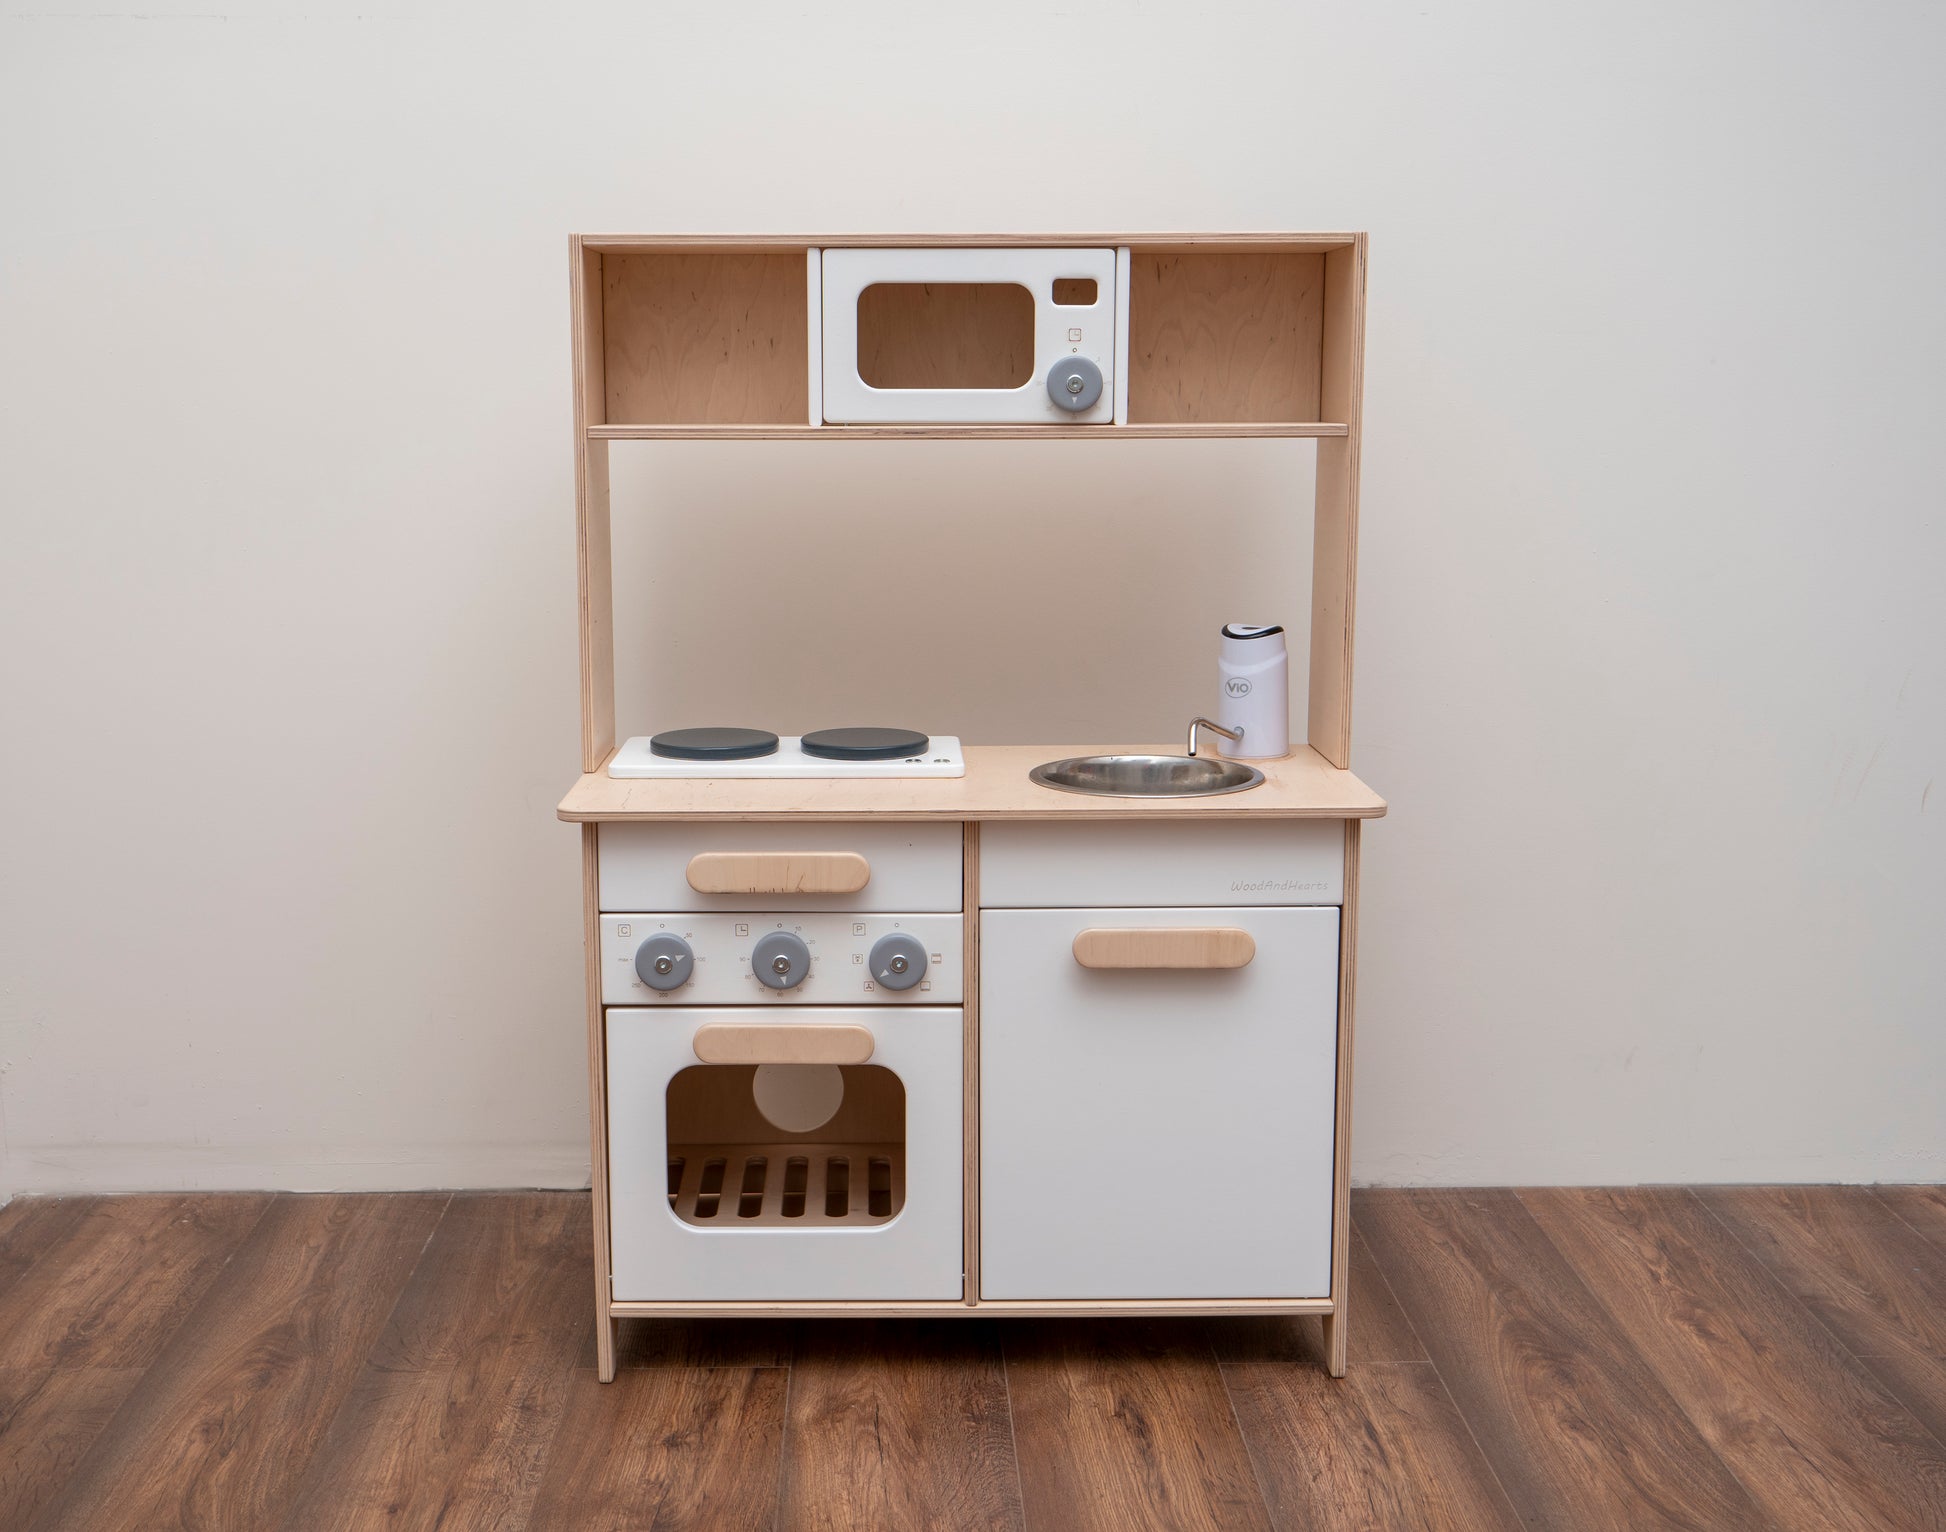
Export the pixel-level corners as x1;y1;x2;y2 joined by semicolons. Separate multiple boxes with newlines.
979;906;1339;1300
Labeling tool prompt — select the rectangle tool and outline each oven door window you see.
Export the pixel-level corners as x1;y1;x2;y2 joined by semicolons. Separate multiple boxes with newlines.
665;1063;905;1227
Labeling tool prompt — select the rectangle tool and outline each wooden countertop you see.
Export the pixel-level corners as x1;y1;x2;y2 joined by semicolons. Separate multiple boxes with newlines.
557;744;1385;823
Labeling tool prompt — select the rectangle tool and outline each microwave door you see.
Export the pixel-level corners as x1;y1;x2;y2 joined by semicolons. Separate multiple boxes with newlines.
821;247;1116;425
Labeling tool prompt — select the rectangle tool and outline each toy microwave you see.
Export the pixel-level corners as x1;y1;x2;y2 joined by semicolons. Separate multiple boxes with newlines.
816;247;1125;425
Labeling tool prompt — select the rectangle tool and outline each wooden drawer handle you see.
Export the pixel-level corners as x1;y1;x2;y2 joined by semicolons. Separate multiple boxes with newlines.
691;1024;875;1066
685;851;871;896
1072;927;1257;970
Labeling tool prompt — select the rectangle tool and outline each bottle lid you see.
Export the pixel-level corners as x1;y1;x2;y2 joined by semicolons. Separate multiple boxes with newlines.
1221;623;1287;666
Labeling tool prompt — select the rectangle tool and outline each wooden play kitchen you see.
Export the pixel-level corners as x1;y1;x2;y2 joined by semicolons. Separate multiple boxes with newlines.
557;233;1384;1381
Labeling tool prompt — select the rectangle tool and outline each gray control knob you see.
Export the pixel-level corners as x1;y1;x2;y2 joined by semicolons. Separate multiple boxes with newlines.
869;933;928;991
633;933;694;992
751;930;812;991
1047;355;1103;412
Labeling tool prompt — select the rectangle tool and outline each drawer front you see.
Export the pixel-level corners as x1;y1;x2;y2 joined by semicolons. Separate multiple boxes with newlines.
979;821;1343;908
599;823;962;912
979;906;1339;1300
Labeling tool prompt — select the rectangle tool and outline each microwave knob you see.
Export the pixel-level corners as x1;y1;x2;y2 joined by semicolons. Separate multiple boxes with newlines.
633;933;695;992
1047;356;1103;412
868;932;928;991
751;930;812;991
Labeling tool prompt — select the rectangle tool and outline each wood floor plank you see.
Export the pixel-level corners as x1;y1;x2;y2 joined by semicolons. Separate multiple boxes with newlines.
526;1365;789;1531
0;1194;271;1371
1698;1185;1946;1442
0;1200;93;1296
780;1320;1024;1532
26;1191;448;1532
1876;1184;1946;1257
1359;1187;1766;1531
1698;1187;1946;1358
0;1195;271;1530
1004;1319;1271;1532
1522;1186;1946;1531
0;1366;142;1531
273;1192;593;1532
1345;1210;1430;1362
1216;1314;1518;1532
587;1315;795;1371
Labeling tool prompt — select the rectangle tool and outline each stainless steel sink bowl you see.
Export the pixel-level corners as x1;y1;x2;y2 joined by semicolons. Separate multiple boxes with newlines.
1028;753;1266;798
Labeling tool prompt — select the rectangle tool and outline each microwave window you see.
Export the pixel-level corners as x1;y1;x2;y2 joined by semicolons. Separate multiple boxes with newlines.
856;282;1034;390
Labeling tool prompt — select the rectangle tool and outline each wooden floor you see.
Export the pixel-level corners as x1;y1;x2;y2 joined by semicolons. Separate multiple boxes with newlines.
1;1188;1942;1530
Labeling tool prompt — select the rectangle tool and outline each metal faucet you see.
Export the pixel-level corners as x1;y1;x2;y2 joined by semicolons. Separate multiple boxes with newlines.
1185;717;1243;758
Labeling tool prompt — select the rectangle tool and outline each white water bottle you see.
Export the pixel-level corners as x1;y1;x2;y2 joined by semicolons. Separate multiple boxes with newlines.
1217;623;1289;759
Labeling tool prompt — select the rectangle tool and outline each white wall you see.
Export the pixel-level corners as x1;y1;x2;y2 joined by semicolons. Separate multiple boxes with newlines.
2;1;1941;1194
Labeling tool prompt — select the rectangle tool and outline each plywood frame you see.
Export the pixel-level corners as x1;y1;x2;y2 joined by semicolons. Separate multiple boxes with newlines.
599;251;808;425
1126;250;1326;424
567;232;1370;1369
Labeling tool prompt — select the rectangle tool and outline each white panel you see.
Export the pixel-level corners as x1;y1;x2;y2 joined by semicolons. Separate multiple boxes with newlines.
979;906;1339;1300
600;911;962;1005
980;820;1343;908
806;247;821;426
598;822;962;913
608;734;964;779
607;1006;963;1300
1113;245;1131;425
821;246;1116;424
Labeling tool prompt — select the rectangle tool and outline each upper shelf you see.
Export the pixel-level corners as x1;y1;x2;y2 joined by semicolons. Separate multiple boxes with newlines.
587;423;1349;441
578;234;1360;253
575;235;1363;437
557;744;1385;823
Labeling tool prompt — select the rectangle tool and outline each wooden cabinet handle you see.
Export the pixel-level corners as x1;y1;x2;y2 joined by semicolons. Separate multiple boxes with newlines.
1071;927;1256;970
685;851;871;896
691;1024;875;1066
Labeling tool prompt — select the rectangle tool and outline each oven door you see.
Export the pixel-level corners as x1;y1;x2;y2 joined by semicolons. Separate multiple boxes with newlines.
821;247;1117;424
607;1006;962;1301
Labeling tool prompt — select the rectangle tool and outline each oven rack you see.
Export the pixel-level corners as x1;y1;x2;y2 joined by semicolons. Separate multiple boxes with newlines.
666;1141;904;1227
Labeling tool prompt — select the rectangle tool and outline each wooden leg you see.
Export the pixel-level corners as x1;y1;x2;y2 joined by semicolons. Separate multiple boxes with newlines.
1322;1305;1348;1377
596;1311;619;1383
1322;819;1359;1383
582;825;618;1385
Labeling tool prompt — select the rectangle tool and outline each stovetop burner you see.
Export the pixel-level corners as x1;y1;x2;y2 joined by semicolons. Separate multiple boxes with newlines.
647;727;780;761
799;726;931;762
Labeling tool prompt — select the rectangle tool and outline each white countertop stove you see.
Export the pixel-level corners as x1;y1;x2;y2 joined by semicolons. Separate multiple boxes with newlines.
608;734;966;780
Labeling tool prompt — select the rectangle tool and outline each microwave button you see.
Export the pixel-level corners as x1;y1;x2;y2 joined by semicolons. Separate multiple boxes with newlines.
1047;356;1103;413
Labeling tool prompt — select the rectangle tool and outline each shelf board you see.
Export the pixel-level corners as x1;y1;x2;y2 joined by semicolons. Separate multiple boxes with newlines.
588;422;1350;441
558;744;1385;823
578;233;1359;254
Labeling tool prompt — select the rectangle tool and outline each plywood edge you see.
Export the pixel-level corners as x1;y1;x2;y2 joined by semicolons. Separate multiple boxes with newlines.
580;825;616;1380
577;232;1363;253
963;823;981;1305
607;1296;1335;1318
557;745;1388;823
587;422;1349;440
